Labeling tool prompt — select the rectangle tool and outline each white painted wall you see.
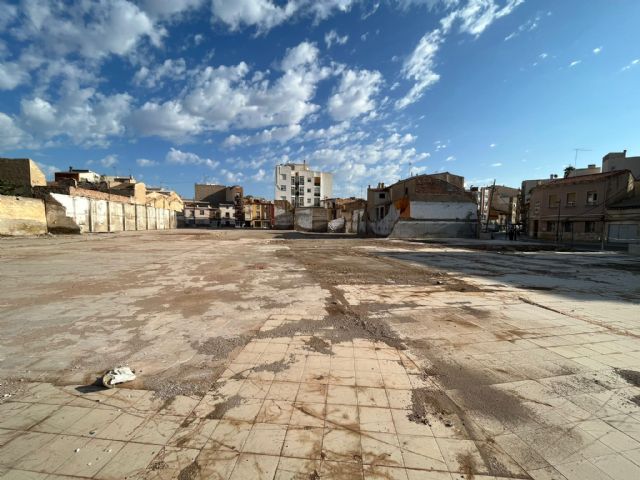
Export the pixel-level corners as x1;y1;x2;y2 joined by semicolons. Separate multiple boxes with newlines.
409;201;477;220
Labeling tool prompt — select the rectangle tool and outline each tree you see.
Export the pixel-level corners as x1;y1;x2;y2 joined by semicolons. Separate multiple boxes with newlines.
564;165;575;178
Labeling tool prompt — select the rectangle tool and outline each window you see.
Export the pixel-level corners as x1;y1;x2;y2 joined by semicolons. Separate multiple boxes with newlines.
533;201;540;215
307;188;311;193
307;177;312;182
299;176;304;182
585;221;596;233
291;177;295;184
280;173;286;181
566;192;576;207
563;221;572;233
307;198;311;204
586;191;598;205
379;193;386;199
280;195;286;200
546;221;556;232
280;185;286;191
314;198;320;206
298;198;304;206
548;194;559;208
225;212;230;218
199;210;204;215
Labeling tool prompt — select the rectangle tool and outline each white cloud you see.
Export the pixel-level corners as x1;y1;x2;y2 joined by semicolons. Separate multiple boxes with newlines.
593;46;602;55
140;0;205;19
133;59;187;88
539;52;548;59
491;162;502;167
223;124;303;147
0;61;30;90
328;68;382;121
99;155;119;168
210;0;357;32
252;168;267;181
396;0;523;110
324;30;349;48
129;100;202;140
504;10;548;41
569;60;581;67
136;158;157;167
19;89;132;147
396;29;443;109
442;0;524;37
0;112;29;149
14;0;161;60
445;155;455;161
622;59;639;71
489;143;496;148
166;148;219;168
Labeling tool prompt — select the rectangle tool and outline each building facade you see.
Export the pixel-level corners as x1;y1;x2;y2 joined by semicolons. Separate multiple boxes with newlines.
479;185;520;230
179;200;218;227
219;204;236;227
0;158;47;196
243;197;274;228
366;172;478;238
602;150;640;179
274;163;332;207
527;170;635;243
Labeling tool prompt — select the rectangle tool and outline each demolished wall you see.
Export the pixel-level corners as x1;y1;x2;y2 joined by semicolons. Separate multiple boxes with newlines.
295;207;331;232
45;193;177;234
368;200;477;238
274;200;294;229
0;194;47;236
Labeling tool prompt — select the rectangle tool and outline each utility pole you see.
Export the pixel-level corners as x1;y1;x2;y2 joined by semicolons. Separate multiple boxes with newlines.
484;180;496;233
556;197;561;243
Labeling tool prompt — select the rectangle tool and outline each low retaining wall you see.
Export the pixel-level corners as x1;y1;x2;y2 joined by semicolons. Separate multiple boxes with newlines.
0;194;47;236
46;193;177;234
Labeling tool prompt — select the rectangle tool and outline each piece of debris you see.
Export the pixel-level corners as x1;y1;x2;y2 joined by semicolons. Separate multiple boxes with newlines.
102;366;136;388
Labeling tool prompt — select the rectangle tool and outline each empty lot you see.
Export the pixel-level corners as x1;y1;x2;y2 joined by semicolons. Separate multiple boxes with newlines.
1;229;640;480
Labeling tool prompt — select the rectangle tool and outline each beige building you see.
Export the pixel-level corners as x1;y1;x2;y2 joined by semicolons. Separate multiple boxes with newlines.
602;150;640;179
274;163;332;207
365;172;478;238
528;170;635;243
54;167;101;183
478;185;519;230
0;158;47;196
243;197;273;228
179;200;218;227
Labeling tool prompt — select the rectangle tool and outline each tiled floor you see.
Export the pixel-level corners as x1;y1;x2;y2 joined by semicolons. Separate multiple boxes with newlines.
1;233;639;479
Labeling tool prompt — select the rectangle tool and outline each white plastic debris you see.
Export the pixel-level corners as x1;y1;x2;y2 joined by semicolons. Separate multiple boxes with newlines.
102;366;136;388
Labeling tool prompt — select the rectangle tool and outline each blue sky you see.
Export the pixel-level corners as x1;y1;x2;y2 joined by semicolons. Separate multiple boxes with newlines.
1;0;639;199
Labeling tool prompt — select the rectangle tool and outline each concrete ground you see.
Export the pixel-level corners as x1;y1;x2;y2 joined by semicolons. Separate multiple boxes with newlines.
1;229;640;480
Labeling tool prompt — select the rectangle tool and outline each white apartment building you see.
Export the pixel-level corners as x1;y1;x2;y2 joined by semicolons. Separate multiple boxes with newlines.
274;163;333;207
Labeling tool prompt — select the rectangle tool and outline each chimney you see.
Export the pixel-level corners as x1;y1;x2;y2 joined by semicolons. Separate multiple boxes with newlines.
588;164;596;169
623;150;627;157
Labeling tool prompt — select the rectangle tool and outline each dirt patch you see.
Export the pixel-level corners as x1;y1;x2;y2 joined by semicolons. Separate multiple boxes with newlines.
194;335;250;359
407;387;464;432
616;369;640;387
205;394;242;420
0;377;28;403
177;461;200;480
457;452;477;479
230;357;293;380
304;336;332;355
143;365;222;401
